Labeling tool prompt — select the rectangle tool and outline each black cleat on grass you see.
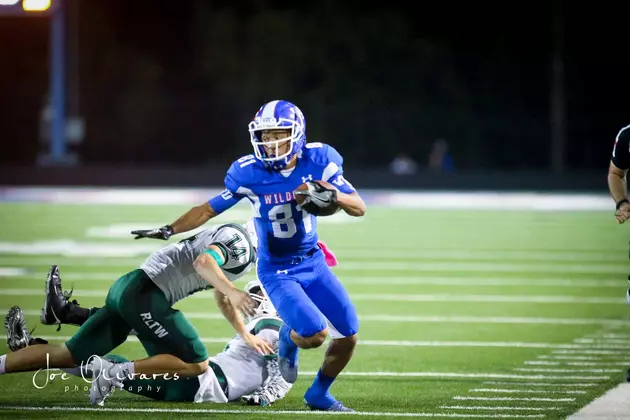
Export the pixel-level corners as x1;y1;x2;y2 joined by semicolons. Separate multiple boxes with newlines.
5;306;47;351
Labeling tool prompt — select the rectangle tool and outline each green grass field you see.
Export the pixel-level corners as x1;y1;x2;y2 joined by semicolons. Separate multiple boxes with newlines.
0;200;628;419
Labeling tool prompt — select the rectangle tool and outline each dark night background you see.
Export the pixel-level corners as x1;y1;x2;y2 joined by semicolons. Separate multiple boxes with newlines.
0;0;628;183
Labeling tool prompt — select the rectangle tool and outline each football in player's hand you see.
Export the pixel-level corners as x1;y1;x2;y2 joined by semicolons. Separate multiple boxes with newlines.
294;181;341;216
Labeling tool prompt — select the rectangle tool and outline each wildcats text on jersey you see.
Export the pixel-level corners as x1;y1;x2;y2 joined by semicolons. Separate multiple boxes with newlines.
264;192;296;205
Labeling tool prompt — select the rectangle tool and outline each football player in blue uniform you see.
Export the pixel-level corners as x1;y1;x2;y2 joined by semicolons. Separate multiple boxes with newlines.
131;100;366;411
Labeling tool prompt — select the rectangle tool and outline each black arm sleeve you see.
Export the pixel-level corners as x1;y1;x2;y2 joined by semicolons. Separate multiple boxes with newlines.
611;126;630;170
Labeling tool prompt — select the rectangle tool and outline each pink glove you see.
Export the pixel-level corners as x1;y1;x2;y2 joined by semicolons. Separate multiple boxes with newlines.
317;240;338;267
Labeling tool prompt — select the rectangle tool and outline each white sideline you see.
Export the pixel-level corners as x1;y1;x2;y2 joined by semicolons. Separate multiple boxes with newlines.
567;382;630;420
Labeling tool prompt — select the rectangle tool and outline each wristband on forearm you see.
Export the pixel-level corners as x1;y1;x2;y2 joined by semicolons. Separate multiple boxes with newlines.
616;199;629;210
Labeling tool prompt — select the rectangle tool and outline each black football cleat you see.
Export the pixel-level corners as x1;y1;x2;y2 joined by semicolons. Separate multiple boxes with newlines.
5;306;48;352
40;265;89;331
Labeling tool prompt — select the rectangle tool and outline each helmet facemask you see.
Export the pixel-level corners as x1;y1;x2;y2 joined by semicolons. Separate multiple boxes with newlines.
243;280;276;323
248;118;305;170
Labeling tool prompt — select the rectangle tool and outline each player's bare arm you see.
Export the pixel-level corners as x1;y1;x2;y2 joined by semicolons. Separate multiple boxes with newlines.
193;245;272;355
608;161;628;205
335;191;366;217
170;202;218;234
317;180;366;217
214;290;274;355
192;244;254;315
214;290;249;336
608;161;630;224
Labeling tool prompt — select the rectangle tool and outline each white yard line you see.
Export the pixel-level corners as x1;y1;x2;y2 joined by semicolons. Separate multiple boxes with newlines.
469;388;587;395
340;278;626;288
525;361;564;365
10;309;227;320
0;268;28;277
2;289;623;304
14;341;615;383
333;262;624;275
0;258;625;274
0;405;547;418
514;368;622;373
2;272;627;289
33;334;625;352
9;308;629;327
598;333;630;339
525;361;630;367
453;396;575;402
1;248;625;262
483;381;598;387
355;340;625;349
537;355;625;361
296;372;608;381
332;250;624;263
0;258;141;266
355;315;628;326
349;294;622;304
575;338;630;345
552;349;628;355
440;406;560;411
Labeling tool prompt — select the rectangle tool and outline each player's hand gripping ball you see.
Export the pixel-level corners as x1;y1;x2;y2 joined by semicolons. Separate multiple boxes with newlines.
294;180;341;216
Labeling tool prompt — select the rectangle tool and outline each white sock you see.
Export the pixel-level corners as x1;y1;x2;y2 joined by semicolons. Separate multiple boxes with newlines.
0;354;6;375
121;361;135;377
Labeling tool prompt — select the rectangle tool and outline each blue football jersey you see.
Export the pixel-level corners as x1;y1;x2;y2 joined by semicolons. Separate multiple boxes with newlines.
209;143;356;262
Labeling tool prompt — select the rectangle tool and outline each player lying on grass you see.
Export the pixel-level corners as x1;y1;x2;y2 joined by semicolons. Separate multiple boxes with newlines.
0;222;275;406
5;279;292;406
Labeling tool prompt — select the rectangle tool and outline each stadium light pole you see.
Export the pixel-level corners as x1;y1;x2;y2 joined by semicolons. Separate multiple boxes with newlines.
0;0;70;165
49;0;67;164
550;0;566;174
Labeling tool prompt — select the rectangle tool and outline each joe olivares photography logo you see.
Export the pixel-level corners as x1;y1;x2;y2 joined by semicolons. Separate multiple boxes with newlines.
32;353;180;393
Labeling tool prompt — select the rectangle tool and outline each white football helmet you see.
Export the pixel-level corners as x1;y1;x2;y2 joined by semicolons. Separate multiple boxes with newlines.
244;279;276;322
248;100;307;171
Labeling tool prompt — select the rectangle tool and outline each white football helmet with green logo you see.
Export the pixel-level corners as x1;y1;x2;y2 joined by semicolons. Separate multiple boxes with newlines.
244;279;276;322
